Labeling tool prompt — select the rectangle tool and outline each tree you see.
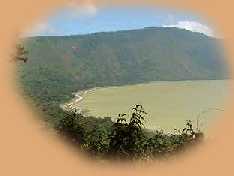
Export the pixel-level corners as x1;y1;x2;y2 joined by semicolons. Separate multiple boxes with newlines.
108;105;147;159
14;44;28;63
54;104;203;160
56;110;85;145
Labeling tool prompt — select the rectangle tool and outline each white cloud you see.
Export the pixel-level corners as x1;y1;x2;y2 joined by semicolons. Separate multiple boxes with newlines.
23;3;98;37
68;2;98;17
24;22;59;36
163;21;215;37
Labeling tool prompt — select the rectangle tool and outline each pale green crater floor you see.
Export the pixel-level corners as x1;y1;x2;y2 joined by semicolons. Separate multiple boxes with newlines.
78;80;229;131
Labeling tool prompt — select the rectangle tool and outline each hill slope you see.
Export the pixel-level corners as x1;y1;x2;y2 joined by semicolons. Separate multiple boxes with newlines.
18;27;229;109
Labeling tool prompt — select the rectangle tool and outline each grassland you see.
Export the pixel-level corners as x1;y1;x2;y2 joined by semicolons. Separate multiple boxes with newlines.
75;80;229;131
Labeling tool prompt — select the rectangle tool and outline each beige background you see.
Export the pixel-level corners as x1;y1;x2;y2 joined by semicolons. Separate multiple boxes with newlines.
1;0;234;175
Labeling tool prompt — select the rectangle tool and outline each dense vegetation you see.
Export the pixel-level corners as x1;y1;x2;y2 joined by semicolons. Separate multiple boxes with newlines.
16;27;227;160
56;104;203;160
18;27;228;123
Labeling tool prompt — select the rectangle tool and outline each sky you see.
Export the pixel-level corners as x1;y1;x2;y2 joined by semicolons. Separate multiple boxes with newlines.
25;5;216;37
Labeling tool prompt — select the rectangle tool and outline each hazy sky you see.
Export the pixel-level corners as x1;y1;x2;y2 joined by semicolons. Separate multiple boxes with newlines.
26;5;215;37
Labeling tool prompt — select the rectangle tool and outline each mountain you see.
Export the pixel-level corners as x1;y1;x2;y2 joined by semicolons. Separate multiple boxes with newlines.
18;27;229;108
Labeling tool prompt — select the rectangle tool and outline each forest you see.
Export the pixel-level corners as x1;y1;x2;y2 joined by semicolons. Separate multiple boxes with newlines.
16;27;226;160
56;104;203;160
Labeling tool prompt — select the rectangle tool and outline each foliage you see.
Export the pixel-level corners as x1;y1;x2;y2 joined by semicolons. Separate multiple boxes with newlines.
108;105;147;159
14;44;28;63
17;28;228;129
56;104;204;160
16;28;216;160
56;110;85;145
18;28;228;120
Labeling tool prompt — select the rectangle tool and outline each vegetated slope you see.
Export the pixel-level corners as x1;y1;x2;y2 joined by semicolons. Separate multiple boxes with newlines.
18;27;228;114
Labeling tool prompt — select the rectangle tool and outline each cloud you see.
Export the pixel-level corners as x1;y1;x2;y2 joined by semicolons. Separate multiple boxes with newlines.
68;2;98;17
163;21;215;37
23;3;99;37
24;22;60;36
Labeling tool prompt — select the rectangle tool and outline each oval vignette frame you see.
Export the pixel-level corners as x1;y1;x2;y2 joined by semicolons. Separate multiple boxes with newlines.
0;0;234;176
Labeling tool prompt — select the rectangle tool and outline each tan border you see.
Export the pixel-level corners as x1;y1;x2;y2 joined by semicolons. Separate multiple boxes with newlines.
1;0;234;175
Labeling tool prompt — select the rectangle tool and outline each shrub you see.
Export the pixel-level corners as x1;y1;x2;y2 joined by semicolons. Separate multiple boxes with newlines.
55;104;204;160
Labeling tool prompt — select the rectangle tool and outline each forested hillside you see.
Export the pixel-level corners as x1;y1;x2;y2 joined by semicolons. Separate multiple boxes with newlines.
18;27;228;122
16;27;228;160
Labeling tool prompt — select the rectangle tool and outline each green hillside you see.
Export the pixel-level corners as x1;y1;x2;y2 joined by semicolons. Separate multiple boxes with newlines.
18;27;228;118
16;27;229;159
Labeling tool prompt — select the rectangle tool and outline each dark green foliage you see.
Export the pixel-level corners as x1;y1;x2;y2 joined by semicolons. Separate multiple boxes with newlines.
16;28;213;160
109;105;147;159
56;110;85;145
145;122;203;159
18;28;228;123
55;105;204;160
82;122;111;156
17;27;229;127
55;109;113;156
